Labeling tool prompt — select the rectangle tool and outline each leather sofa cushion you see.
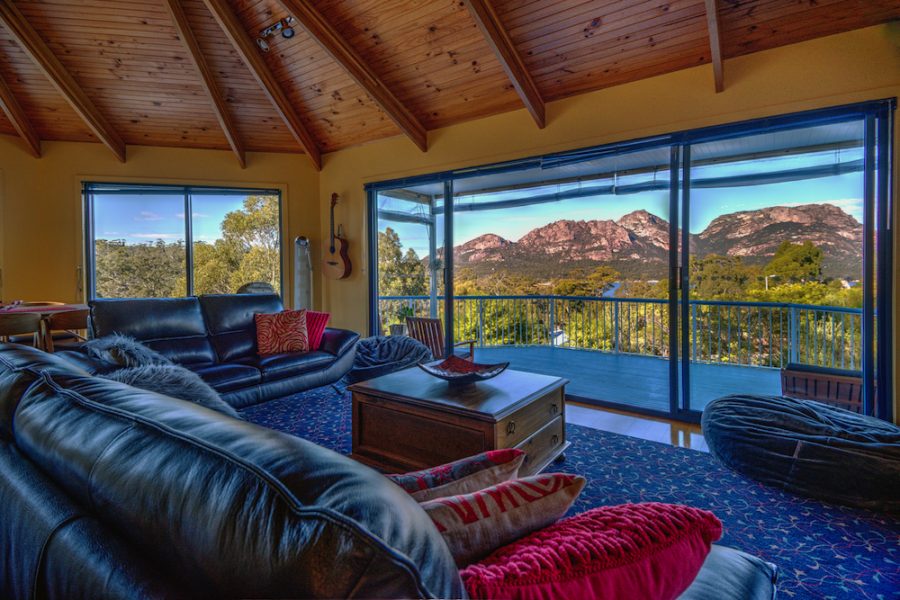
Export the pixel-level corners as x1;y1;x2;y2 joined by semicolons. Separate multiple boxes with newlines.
319;328;360;358
199;294;283;363
240;351;335;382
192;363;262;393
90;298;217;367
12;371;464;599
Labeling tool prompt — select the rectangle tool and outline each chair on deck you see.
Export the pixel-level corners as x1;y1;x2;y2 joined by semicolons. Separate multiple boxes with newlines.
780;363;865;414
0;313;44;350
406;317;475;361
41;309;90;353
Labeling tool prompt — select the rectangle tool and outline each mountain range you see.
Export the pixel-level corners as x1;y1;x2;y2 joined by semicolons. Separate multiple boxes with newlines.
441;204;862;279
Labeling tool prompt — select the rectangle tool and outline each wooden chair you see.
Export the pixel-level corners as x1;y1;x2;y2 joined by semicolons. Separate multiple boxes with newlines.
406;317;475;361
41;309;90;353
781;363;866;414
0;313;44;350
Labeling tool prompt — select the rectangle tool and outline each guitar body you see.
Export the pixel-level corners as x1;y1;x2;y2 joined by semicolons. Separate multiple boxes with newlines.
323;193;352;280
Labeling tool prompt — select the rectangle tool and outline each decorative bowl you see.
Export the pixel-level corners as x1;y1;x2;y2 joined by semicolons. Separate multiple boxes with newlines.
417;355;509;387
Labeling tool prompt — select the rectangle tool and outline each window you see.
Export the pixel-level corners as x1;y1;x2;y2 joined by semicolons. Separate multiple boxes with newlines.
84;183;282;299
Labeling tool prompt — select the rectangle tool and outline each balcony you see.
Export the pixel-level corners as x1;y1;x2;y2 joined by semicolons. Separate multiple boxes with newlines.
378;295;863;413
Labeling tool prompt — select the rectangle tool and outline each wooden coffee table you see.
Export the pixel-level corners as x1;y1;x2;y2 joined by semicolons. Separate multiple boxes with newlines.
348;367;569;476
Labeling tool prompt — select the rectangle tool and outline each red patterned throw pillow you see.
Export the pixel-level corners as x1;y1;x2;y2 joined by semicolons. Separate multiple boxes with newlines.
387;449;526;502
305;310;331;350
255;310;309;355
420;473;586;566
461;503;723;600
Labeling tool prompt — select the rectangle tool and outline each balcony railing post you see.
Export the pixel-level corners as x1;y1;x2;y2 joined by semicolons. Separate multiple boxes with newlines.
478;298;485;348
789;306;799;364
549;297;556;347
691;303;697;363
613;300;620;354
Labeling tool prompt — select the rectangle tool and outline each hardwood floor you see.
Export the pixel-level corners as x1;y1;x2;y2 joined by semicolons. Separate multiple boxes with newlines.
566;401;709;452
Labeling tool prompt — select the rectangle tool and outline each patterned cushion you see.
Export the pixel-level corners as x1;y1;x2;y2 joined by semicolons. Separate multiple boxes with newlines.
255;310;308;355
461;503;722;600
387;449;526;502
420;473;585;566
305;311;331;350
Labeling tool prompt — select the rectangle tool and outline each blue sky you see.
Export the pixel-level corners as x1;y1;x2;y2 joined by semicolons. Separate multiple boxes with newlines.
93;193;248;245
380;152;865;258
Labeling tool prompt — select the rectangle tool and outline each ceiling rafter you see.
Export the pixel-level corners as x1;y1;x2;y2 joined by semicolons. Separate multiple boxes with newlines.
200;0;321;170
274;0;428;153
704;0;725;93
163;0;246;168
463;0;545;128
0;0;125;162
0;68;40;157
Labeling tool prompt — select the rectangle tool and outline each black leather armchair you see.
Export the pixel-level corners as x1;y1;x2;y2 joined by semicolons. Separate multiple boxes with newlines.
83;294;359;408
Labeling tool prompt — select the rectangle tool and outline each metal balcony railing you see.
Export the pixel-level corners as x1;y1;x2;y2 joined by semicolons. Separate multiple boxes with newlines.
378;295;863;370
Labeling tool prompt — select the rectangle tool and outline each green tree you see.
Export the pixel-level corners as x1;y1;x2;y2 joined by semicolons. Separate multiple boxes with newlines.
690;254;760;300
377;228;427;296
764;241;823;283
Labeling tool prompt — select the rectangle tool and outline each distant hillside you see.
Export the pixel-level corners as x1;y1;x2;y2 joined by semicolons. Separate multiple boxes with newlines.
436;204;862;280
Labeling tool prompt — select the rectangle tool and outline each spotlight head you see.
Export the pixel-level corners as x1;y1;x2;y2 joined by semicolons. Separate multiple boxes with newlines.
282;27;295;39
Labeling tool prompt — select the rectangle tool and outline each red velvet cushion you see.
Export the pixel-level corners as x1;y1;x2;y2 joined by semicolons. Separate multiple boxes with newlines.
255;310;308;355
387;449;526;502
305;310;331;350
461;503;722;600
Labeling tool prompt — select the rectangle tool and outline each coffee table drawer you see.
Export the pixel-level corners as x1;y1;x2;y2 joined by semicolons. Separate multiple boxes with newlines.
516;415;564;476
496;388;563;447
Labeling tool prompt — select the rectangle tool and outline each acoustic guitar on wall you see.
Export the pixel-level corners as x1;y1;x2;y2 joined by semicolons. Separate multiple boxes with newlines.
323;193;352;280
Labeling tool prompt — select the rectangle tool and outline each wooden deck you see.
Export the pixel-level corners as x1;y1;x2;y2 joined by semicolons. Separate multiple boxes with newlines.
473;346;782;413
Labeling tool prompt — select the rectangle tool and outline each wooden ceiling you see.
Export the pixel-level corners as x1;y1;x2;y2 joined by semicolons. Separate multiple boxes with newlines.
0;0;896;169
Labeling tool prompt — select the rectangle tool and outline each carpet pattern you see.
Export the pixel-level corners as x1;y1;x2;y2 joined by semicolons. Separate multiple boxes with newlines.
240;387;900;600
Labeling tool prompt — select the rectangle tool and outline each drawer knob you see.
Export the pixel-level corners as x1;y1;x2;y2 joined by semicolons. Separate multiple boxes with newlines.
549;403;559;415
551;434;560;445
506;421;516;435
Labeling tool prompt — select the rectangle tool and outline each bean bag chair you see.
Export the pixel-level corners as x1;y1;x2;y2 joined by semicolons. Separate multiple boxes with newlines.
346;335;433;383
702;394;900;512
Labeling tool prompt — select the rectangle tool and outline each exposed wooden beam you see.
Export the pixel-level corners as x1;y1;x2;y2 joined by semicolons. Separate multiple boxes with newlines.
0;0;125;161
704;0;725;93
0;70;40;157
274;0;427;153
463;0;545;129
201;0;321;170
164;0;246;168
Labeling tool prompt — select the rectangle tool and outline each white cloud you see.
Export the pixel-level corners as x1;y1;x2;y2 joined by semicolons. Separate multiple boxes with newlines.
132;233;182;240
175;212;210;219
781;198;862;212
134;211;163;221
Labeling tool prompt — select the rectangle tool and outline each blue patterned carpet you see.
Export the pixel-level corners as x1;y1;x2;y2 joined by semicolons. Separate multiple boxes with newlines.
240;386;900;600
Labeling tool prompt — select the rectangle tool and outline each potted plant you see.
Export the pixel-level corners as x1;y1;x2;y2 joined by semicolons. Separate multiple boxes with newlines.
390;305;415;336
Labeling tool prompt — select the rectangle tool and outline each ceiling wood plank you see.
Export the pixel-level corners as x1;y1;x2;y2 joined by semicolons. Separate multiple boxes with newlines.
704;0;725;93
463;0;545;128
0;69;40;157
200;0;321;170
0;0;126;161
163;0;246;168
274;0;428;152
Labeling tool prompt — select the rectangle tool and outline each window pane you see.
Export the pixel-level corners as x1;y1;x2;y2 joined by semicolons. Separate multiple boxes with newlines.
191;193;281;295
92;193;186;298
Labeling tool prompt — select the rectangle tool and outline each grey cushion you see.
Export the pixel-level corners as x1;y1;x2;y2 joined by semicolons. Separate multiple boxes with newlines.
347;335;433;383
702;394;900;512
83;335;172;368
103;365;240;419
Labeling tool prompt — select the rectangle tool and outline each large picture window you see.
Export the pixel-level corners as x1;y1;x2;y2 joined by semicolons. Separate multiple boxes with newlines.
84;183;283;299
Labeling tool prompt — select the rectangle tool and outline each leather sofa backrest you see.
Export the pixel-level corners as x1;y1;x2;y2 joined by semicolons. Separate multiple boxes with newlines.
0;344;89;441
199;293;283;362
12;370;464;598
90;298;217;366
0;443;181;600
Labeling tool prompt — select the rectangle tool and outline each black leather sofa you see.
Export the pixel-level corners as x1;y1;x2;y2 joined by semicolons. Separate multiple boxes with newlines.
0;343;778;600
73;294;358;408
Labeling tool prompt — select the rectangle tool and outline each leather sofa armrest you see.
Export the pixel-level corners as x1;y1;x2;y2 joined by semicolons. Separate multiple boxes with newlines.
678;545;777;600
319;328;360;358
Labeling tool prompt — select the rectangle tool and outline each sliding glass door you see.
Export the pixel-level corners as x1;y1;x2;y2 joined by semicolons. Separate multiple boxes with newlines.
368;100;894;422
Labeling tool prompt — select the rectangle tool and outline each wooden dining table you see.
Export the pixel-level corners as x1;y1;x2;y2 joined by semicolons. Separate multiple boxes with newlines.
0;302;88;315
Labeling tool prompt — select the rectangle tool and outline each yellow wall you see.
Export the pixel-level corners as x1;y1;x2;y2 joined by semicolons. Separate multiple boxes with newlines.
0;141;320;306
